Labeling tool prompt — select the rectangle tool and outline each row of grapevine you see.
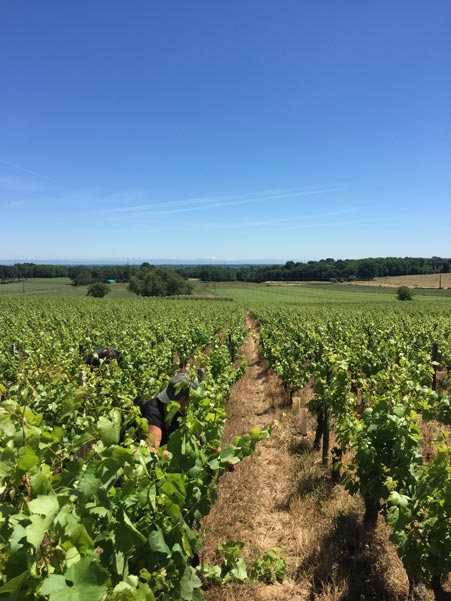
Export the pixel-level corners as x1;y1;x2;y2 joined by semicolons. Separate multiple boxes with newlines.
254;302;451;599
0;297;268;600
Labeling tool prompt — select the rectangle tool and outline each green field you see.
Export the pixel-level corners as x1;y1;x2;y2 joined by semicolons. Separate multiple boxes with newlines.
192;280;451;304
0;278;134;298
2;277;451;304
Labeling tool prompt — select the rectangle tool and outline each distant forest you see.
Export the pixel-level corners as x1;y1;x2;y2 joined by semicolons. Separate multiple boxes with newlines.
0;257;450;285
0;263;136;285
177;256;451;282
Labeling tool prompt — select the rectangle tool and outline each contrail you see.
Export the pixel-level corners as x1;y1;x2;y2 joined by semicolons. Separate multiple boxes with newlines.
0;159;55;183
110;186;340;215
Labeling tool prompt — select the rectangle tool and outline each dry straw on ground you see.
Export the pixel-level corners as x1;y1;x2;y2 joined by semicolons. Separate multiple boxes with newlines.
353;274;451;289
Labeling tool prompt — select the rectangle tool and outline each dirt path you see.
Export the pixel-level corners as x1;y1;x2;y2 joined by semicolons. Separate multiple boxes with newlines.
200;316;313;600
200;315;411;601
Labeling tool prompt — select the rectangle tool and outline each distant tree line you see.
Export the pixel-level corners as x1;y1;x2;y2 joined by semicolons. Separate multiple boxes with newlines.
0;263;138;285
67;265;138;286
175;265;242;282
1;257;450;287
0;263;68;283
177;256;451;283
0;262;191;297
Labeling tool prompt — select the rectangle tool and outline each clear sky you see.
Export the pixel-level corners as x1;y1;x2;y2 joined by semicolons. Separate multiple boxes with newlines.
1;1;450;263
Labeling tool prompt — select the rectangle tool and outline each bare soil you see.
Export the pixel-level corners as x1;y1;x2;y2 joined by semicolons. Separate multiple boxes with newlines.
200;317;414;600
352;274;451;289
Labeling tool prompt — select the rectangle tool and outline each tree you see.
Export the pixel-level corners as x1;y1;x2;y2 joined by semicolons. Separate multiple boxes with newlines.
356;259;378;280
397;286;414;301
87;282;111;298
128;265;192;297
70;266;93;286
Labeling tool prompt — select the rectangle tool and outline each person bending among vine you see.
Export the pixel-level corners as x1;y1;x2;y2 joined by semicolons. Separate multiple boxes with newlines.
85;346;121;367
139;373;196;451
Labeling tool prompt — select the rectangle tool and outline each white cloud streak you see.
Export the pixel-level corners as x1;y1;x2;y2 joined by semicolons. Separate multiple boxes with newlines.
161;207;361;230
0;175;48;193
0;159;56;183
106;186;340;218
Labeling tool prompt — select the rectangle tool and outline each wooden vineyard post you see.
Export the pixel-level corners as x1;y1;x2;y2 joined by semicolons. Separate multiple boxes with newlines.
432;342;439;392
294;396;308;436
79;369;87;387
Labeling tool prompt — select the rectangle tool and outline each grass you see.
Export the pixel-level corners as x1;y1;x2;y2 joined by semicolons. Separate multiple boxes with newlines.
0;278;134;298
192;281;451;305
2;277;451;305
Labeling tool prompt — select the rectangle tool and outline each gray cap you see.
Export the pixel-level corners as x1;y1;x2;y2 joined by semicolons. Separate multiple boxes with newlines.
157;373;195;404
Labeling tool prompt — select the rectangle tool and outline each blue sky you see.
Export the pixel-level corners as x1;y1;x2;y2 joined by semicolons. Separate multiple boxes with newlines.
1;1;450;263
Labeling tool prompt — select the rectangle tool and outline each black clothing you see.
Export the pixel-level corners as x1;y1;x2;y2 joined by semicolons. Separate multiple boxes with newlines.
140;396;182;446
85;347;120;366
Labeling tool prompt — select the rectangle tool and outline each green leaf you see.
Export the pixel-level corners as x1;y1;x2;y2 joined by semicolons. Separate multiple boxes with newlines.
148;528;171;557
97;411;121;445
18;446;39;471
39;557;110;601
65;546;82;568
25;514;53;549
122;509;147;543
28;494;59;516
0;459;14;479
110;445;133;464
114;522;145;553
64;514;94;549
41;426;64;444
112;578;155;600
0;570;29;600
393;405;406;418
206;456;220;470
388;491;410;508
200;564;222;583
88;506;110;518
230;557;248;581
10;522;27;553
180;565;202;600
31;471;49;495
26;494;59;548
159;473;186;505
78;472;102;499
218;445;236;462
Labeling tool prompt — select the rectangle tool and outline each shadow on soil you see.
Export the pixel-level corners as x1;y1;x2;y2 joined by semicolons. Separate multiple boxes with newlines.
276;444;336;512
289;436;314;456
298;511;402;601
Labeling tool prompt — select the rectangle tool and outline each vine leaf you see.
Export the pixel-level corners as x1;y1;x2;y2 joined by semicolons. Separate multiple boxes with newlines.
0;570;29;600
39;557;110;601
26;494;59;548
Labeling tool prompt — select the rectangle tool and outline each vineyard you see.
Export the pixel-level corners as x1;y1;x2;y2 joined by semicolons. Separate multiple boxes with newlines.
252;303;451;601
0;296;451;600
